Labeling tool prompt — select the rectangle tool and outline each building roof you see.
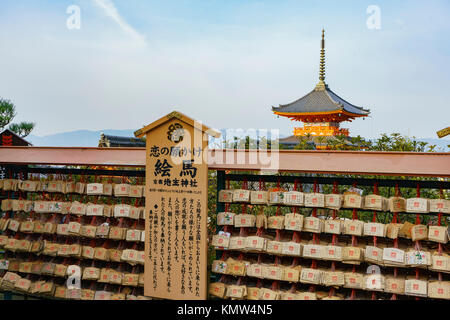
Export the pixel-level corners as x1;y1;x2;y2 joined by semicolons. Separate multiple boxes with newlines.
279;135;301;145
272;85;370;116
272;30;370;121
134;110;220;138
98;133;146;148
0;129;32;146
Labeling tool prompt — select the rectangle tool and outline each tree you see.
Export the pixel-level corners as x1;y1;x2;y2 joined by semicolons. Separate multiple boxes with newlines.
0;98;35;137
369;133;436;152
294;134;315;150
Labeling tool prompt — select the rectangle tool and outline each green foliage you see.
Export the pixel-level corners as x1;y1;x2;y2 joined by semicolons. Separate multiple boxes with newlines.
0;98;16;129
292;132;440;152
219;132;439;152
369;133;437;152
293;135;315;150
221;136;277;150
0;97;35;137
9;122;35;138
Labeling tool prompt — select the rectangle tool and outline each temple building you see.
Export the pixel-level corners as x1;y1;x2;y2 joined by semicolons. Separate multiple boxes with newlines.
0;129;32;147
98;132;145;148
273;30;370;149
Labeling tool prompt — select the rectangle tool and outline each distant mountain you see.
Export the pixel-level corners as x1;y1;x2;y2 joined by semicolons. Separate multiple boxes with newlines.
27;129;450;151
27;129;137;147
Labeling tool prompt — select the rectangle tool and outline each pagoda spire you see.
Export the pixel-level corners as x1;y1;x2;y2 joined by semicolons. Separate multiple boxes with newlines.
316;29;327;90
319;29;325;81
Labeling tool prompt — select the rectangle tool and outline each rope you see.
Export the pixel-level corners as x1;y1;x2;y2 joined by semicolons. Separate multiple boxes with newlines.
414;183;421;300
437;188;443;281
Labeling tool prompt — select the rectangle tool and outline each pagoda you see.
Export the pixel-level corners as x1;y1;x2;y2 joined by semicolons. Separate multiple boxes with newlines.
272;30;370;149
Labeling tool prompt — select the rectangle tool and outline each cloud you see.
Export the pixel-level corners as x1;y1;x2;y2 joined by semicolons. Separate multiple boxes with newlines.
92;0;146;46
1;0;449;140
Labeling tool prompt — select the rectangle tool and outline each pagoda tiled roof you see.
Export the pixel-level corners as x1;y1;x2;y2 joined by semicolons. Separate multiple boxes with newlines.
272;84;370;116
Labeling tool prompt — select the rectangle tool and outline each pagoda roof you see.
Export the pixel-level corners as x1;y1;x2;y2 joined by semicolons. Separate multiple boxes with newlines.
272;84;370;117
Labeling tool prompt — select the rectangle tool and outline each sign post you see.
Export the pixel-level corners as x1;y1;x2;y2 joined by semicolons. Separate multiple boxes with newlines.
135;111;220;300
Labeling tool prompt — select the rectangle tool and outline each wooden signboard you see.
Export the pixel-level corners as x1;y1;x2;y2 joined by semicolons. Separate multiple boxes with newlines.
135;111;219;300
436;127;450;138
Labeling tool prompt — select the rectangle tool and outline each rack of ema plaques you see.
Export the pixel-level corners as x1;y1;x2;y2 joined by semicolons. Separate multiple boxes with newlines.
209;172;450;300
0;166;150;300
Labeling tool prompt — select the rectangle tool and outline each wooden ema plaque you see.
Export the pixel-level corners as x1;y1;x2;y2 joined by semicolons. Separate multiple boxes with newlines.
135;111;219;300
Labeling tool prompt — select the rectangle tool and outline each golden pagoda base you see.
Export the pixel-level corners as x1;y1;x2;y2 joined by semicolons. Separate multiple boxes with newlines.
293;125;349;137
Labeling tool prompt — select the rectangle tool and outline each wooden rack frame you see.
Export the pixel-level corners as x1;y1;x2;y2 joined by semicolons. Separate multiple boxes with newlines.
0;146;449;300
0;147;449;177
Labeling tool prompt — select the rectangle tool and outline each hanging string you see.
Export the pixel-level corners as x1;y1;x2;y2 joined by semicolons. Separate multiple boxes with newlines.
413;183;421;300
291;229;301;243
239;177;248;243
369;183;379;300
437;188;444;282
271;178;281;291
350;265;356;300
332;181;338;218
350;183;359;246
291;179;302;244
223;177;231;213
289;282;297;294
327;180;339;297
331;180;338;246
415;183;421;225
293;179;299;214
256;278;262;289
372;182;379;247
310;181;320;253
349;182;360;300
271;280;279;292
256;179;265;239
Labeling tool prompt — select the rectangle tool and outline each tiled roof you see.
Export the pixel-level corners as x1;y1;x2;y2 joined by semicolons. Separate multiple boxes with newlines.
0;129;32;146
272;85;370;116
279;135;301;144
98;133;145;148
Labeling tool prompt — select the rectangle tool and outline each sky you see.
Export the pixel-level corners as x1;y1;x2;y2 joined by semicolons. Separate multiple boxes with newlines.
0;0;449;139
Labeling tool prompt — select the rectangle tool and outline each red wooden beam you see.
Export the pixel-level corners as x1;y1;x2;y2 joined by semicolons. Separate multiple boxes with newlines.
0;146;449;177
